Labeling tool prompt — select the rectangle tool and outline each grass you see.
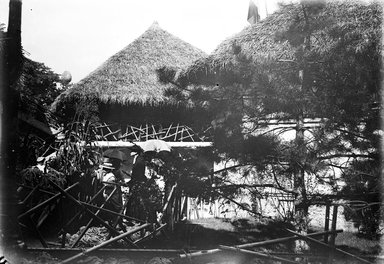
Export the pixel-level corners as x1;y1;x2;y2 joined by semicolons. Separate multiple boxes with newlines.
174;217;382;255
335;232;382;254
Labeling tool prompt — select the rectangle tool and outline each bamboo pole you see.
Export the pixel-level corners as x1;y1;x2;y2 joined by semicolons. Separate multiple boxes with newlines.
179;229;343;258
71;187;118;248
20;185;39;205
59;223;151;264
29;216;48;248
111;191;130;228
180;196;186;219
328;205;338;263
47;180;138;248
134;224;168;245
37;203;56;228
60;185;106;234
285;229;373;264
219;245;302;264
18;184;56;196
324;202;331;243
158;184;176;223
18;183;79;220
84;141;213;148
81;202;146;223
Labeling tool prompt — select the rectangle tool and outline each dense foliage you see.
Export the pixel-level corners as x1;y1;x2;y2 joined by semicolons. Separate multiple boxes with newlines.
19;58;62;108
159;1;382;235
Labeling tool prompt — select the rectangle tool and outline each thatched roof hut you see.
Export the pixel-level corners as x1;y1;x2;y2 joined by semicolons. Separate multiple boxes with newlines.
52;22;208;126
178;1;381;86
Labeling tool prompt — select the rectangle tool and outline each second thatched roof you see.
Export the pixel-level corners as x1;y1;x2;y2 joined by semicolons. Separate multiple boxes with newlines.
53;22;206;108
178;1;382;86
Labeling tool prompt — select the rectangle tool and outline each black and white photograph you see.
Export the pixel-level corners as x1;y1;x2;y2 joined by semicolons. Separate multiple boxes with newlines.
0;0;382;263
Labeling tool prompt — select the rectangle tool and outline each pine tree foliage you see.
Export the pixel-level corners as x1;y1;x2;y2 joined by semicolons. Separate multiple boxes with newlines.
158;1;382;235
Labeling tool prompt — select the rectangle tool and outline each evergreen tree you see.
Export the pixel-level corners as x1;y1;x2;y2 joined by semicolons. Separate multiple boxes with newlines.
159;1;382;236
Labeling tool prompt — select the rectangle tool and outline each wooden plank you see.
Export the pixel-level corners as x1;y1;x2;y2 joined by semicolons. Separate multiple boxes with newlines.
285;229;374;264
86;141;212;148
59;223;151;264
219;245;301;264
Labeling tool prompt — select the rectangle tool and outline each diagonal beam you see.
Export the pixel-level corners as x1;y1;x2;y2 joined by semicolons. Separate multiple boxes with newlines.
219;245;302;264
285;229;373;264
48;180;138;248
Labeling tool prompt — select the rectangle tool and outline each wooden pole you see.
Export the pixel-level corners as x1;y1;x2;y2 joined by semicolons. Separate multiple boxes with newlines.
18;184;56;196
20;185;39;205
29;216;48;248
18;183;79;220
134;224;167;245
219;245;302;264
285;229;373;264
180;196;186;219
84;141;212;148
71;187;118;248
180;229;343;259
158;184;176;223
80;202;146;223
48;180;138;248
328;205;338;264
111;191;130;228
60;185;106;233
324;202;331;243
59;223;151;264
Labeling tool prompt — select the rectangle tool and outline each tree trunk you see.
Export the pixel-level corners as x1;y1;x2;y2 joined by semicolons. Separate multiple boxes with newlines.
1;0;23;257
293;96;309;252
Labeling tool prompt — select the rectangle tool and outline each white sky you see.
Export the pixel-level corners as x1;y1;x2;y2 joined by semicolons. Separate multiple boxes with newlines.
0;0;282;83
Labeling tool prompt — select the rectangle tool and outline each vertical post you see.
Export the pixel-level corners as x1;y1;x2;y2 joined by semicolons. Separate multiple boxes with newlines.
1;0;23;250
330;205;338;245
328;205;338;264
29;217;48;248
324;202;331;243
186;196;190;220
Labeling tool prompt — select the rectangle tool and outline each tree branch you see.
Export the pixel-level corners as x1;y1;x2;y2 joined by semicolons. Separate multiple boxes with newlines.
318;154;374;160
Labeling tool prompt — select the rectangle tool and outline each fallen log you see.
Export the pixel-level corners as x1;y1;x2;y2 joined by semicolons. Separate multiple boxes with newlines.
219;245;302;264
59;223;151;264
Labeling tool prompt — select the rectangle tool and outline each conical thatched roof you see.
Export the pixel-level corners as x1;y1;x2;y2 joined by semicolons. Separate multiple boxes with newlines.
53;22;206;108
179;1;381;85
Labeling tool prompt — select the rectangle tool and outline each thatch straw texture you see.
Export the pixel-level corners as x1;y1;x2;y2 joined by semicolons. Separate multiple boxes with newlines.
180;1;381;85
54;22;206;107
